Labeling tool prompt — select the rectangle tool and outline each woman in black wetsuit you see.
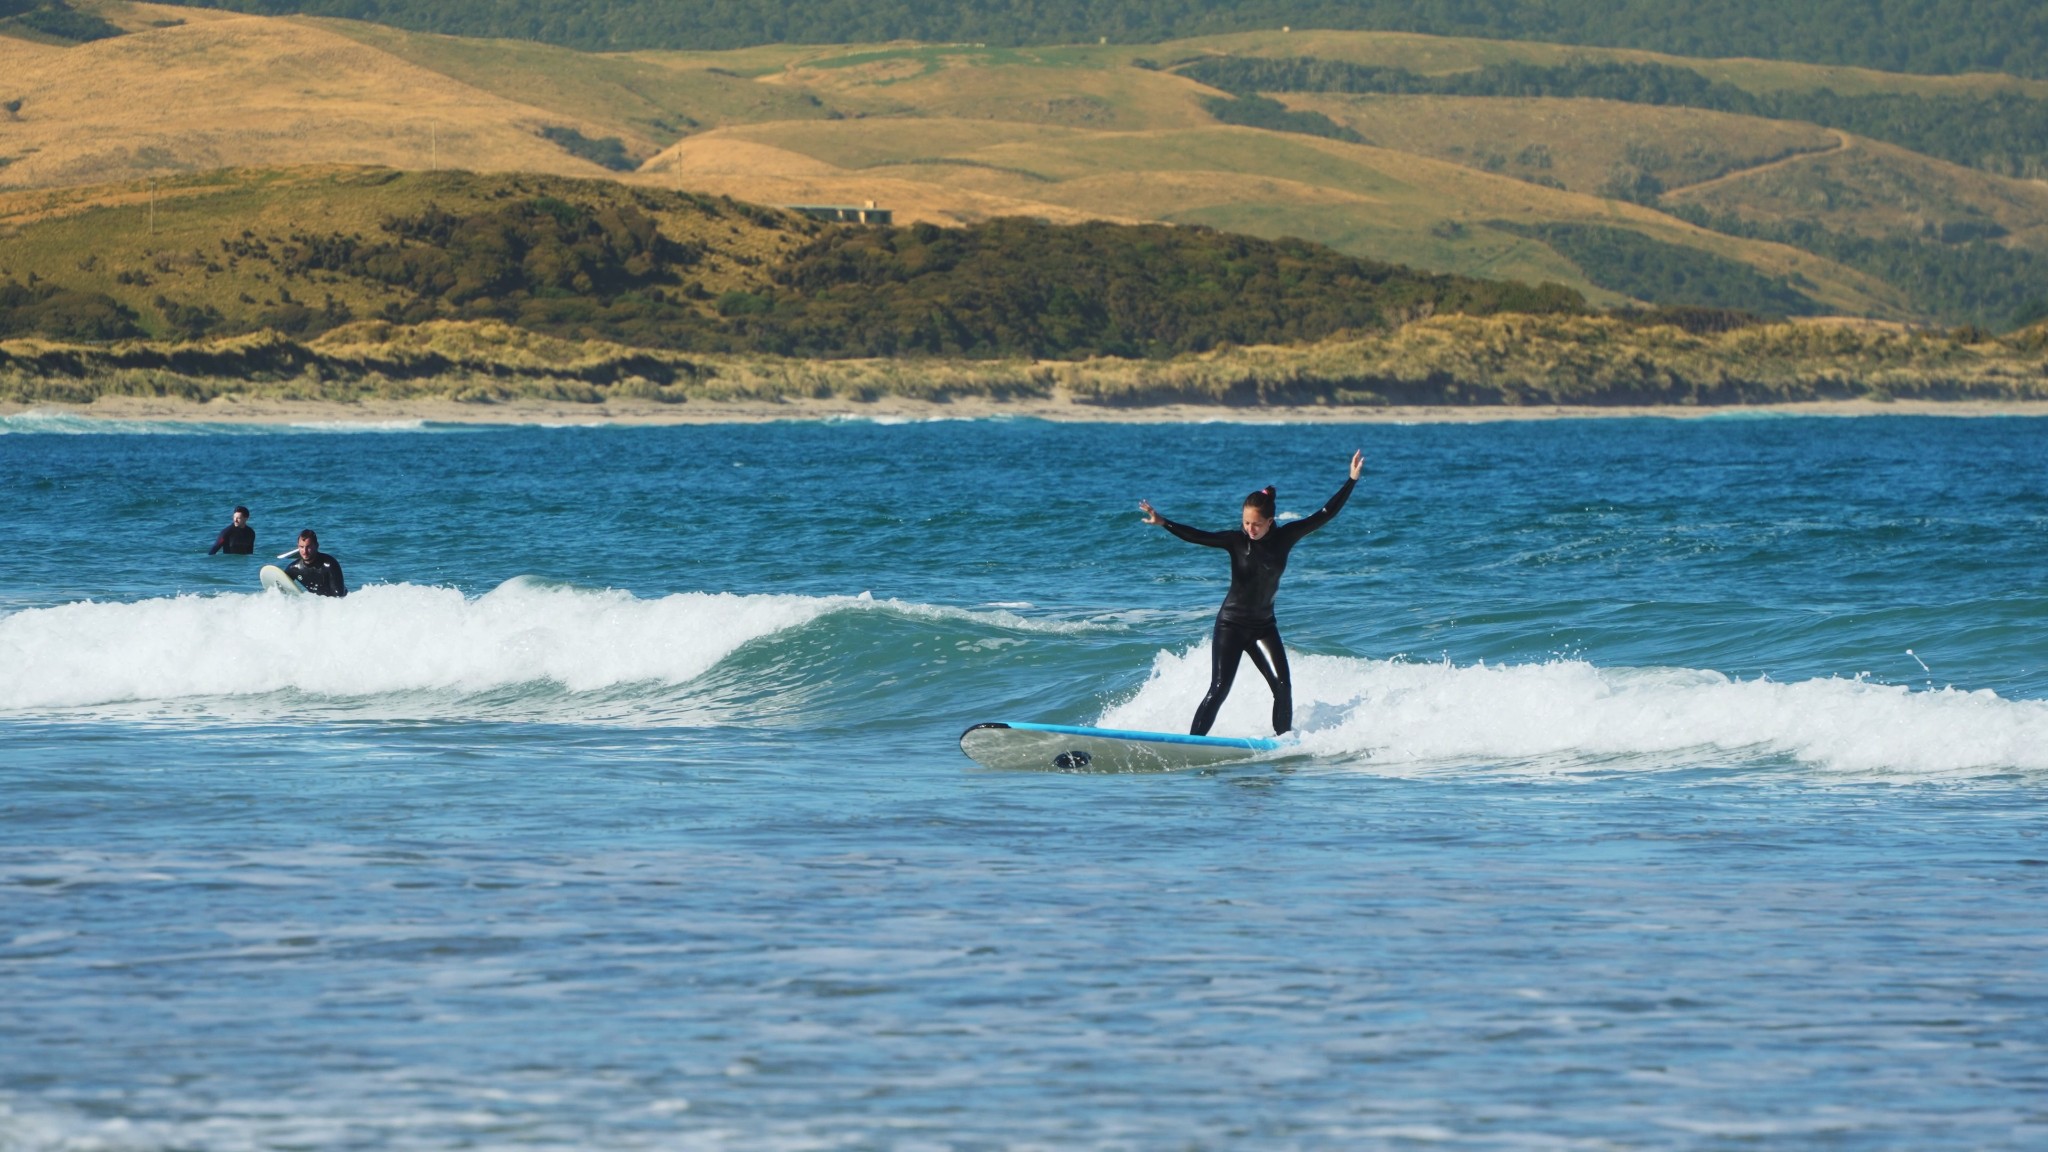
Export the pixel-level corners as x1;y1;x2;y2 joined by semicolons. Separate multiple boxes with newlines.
1139;450;1363;736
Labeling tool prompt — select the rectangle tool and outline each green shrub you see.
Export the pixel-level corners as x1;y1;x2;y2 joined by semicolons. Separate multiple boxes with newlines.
537;126;637;172
0;278;143;340
1497;222;1821;316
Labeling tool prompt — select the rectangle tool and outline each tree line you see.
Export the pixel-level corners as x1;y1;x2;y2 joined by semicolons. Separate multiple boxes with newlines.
0;0;123;42
1662;205;2048;328
1180;56;2048;178
1492;223;1822;317
149;0;2048;80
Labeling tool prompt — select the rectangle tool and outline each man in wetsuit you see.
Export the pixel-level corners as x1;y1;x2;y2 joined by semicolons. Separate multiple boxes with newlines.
1139;449;1363;736
209;506;255;555
284;529;347;597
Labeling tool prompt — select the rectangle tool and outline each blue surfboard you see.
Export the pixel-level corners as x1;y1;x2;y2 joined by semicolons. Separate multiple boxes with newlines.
959;721;1283;772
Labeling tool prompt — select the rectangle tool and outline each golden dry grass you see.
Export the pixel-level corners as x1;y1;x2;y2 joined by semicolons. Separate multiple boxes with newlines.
671;119;1083;173
682;119;1903;313
1284;94;1840;195
633;133;1121;227
786;58;1218;131
317;18;840;148
0;3;623;188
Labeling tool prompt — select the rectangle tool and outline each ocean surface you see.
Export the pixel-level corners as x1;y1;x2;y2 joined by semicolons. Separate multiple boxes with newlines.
2;409;2044;1150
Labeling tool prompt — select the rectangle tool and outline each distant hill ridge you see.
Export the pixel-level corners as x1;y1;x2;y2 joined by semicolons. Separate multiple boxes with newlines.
159;0;2048;79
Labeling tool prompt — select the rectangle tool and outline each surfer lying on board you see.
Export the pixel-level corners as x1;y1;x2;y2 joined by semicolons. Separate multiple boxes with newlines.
1139;449;1363;736
209;506;254;555
284;529;347;598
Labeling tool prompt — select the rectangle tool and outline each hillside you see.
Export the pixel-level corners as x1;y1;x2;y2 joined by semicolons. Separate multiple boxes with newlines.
0;5;629;186
145;0;2048;80
2;6;2043;328
0;167;1582;355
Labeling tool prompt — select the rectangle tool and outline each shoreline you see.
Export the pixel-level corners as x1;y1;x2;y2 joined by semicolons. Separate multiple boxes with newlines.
9;394;2048;426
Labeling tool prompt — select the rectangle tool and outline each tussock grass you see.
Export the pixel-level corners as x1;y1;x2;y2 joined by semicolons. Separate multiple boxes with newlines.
7;315;2042;409
1053;314;2048;406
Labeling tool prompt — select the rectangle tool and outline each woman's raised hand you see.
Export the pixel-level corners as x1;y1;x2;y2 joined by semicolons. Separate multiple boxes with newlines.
1138;499;1162;526
1349;449;1364;480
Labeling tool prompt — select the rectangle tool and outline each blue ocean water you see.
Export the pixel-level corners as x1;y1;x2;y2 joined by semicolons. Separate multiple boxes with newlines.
2;410;2045;1149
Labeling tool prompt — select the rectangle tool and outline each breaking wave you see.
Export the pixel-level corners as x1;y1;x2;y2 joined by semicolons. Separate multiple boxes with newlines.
0;579;1081;722
8;581;2046;775
1099;645;2048;778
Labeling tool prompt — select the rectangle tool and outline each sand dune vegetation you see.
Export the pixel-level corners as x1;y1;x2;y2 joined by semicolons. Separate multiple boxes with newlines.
9;312;2046;412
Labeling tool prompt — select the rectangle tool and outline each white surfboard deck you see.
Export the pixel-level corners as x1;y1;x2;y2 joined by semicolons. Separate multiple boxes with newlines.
259;564;304;596
959;721;1283;772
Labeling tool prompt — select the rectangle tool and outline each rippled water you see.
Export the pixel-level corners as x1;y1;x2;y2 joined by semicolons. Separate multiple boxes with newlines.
3;411;2045;1149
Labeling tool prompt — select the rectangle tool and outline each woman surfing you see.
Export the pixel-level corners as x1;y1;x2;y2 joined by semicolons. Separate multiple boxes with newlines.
1138;450;1363;736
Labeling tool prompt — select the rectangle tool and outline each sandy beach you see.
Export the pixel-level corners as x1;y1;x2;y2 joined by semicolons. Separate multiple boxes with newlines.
11;394;2048;426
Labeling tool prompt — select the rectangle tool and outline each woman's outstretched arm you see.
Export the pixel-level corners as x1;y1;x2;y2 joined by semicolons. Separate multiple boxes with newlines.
1278;450;1365;541
1139;499;1234;548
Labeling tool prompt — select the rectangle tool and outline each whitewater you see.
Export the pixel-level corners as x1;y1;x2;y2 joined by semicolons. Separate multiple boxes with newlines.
3;415;2044;1150
7;580;2047;779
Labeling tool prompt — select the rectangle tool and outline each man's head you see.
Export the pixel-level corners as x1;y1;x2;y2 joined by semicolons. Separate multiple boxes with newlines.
297;529;318;560
232;506;249;526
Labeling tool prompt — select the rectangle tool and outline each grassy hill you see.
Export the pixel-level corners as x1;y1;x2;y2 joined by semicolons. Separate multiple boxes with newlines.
0;167;800;338
1;5;2043;328
0;166;1585;356
0;4;629;186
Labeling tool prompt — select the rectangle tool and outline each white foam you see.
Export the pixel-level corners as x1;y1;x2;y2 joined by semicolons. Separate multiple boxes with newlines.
0;582;854;713
0;409;457;436
1098;646;2048;777
0;582;1106;719
0;409;224;436
282;419;433;432
820;413;1009;426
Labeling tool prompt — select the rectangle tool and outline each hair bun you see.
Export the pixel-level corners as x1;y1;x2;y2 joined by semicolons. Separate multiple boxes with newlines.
1261;485;1276;496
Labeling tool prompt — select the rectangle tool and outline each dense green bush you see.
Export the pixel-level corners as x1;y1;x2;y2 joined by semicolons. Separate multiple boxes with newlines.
0;0;125;42
734;218;1582;358
537;126;638;173
1199;94;1364;143
279;197;697;305
1496;222;1821;315
1665;204;2048;328
0;279;142;340
78;205;1584;354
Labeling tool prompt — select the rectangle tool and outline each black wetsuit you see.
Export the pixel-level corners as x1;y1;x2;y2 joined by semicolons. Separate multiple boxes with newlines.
1157;476;1355;736
210;523;255;555
284;551;347;598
